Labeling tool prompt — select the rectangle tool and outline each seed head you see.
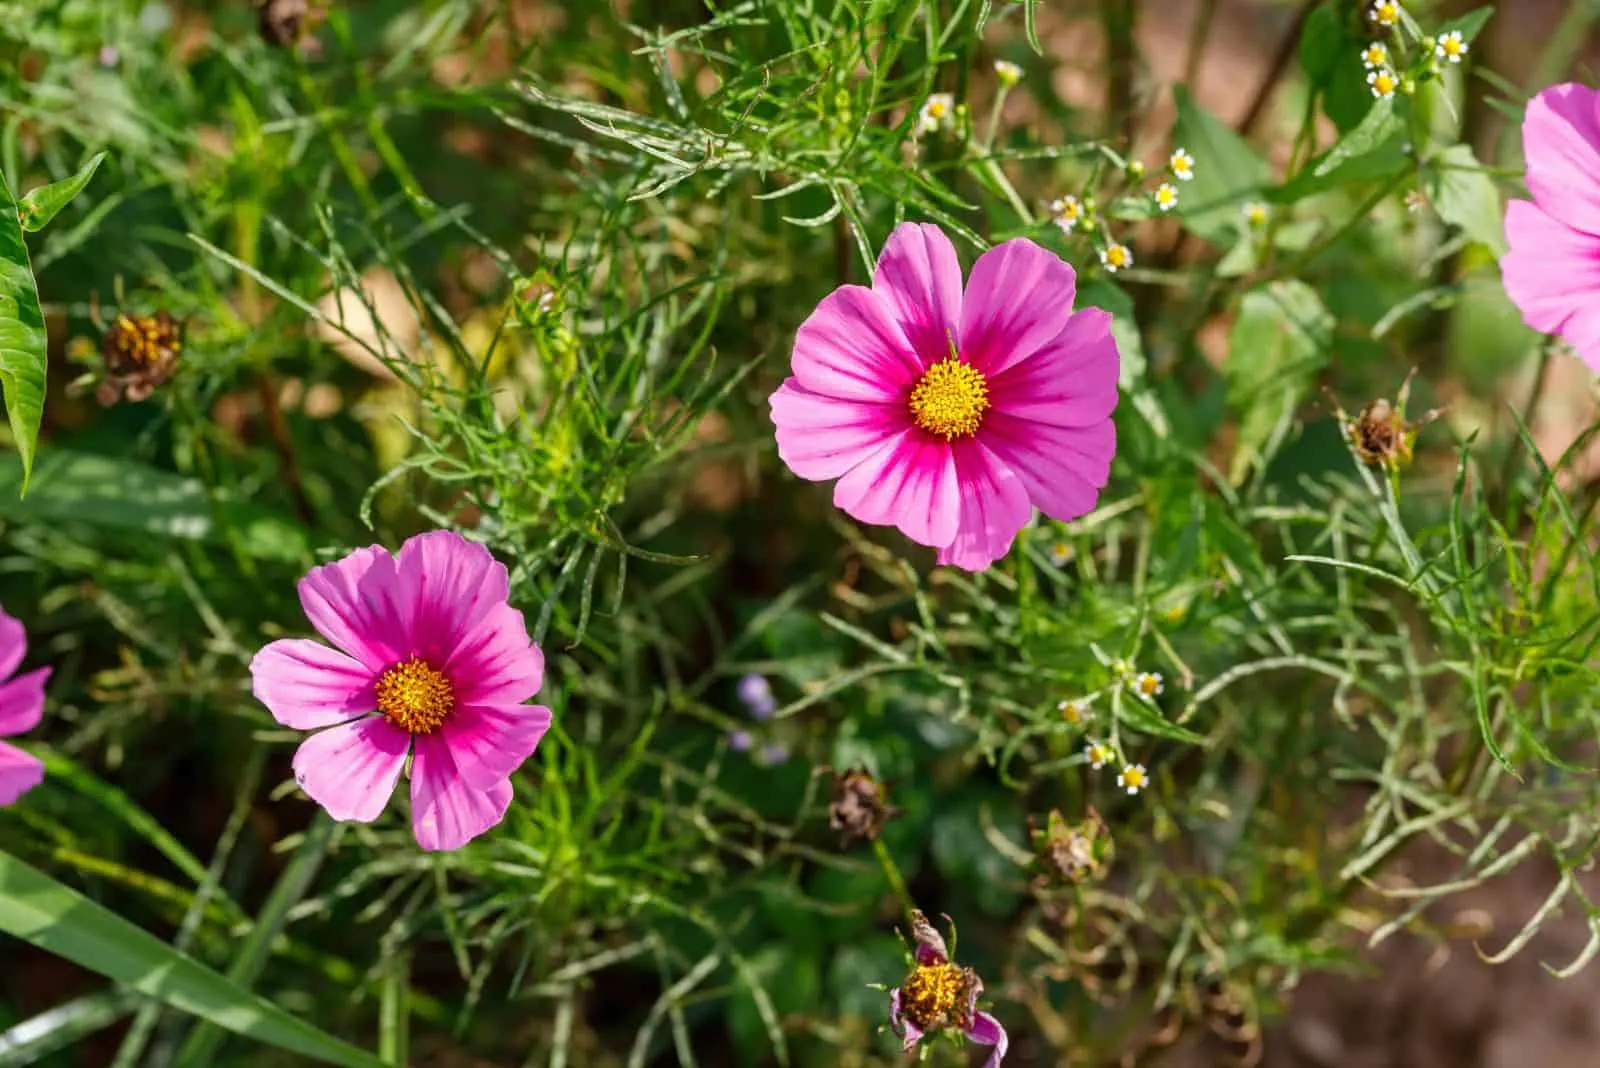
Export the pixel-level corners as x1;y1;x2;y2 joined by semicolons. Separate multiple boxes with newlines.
98;311;182;405
827;767;897;844
1029;807;1112;885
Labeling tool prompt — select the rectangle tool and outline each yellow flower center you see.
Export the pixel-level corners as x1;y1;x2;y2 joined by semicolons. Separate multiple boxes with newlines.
375;656;455;734
1372;72;1396;95
1139;676;1160;696
1105;245;1131;268
1121;768;1146;789
1442;37;1462;56
900;962;974;1031
909;358;989;439
927;101;947;118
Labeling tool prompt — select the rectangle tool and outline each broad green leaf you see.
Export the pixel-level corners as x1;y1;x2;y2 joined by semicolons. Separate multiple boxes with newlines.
0;849;386;1068
0;173;46;493
1224;281;1334;483
1297;3;1343;85
1423;143;1506;253
18;153;105;233
0;448;310;561
1314;95;1401;178
1171;85;1272;244
1078;278;1145;390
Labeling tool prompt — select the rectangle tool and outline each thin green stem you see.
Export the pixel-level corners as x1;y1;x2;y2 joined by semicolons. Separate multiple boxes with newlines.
871;837;917;923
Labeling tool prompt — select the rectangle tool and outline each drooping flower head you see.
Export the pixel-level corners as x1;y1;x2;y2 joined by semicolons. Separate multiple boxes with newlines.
889;911;1008;1067
1502;83;1600;374
769;223;1119;571
0;608;51;807
250;531;551;851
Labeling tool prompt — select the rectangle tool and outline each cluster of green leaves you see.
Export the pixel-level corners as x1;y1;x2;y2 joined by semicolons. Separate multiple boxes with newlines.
1;0;1599;1066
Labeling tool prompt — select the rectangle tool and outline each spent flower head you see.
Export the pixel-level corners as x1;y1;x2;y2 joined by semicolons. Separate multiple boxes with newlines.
889;911;1009;1066
994;59;1022;87
98;311;183;405
1029;807;1111;885
828;767;896;844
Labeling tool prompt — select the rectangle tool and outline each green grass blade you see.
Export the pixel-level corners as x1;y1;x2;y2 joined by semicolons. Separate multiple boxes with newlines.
0;170;47;493
0;847;384;1068
0;990;141;1067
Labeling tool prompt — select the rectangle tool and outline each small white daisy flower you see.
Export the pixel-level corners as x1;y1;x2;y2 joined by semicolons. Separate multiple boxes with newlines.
1057;699;1092;726
1117;763;1149;795
1367;68;1398;99
1435;31;1467;63
1242;200;1268;227
994;59;1023;87
1047;539;1074;566
1368;0;1400;27
1361;42;1388;69
1099;242;1133;273
1169;148;1195;181
918;92;955;134
1049;195;1083;232
1086;741;1115;769
1129;671;1165;699
1154;183;1178;212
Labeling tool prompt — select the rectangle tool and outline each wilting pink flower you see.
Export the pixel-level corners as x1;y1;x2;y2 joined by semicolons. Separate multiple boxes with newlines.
250;531;551;851
889;911;1007;1067
769;222;1118;571
1502;83;1600;372
0;608;50;807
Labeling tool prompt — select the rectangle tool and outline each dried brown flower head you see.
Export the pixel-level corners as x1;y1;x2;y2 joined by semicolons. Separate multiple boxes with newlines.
98;312;182;405
1028;807;1112;885
827;767;896;844
1330;369;1444;470
257;0;326;49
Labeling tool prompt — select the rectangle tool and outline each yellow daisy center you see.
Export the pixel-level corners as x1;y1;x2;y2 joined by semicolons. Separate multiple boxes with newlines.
900;962;974;1031
927;101;947;118
1121;767;1147;789
375;655;455;734
1372;72;1396;95
909;358;989;439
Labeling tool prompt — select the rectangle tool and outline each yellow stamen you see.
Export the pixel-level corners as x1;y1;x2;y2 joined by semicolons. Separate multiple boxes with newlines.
909;358;989;439
375;655;455;734
899;962;974;1030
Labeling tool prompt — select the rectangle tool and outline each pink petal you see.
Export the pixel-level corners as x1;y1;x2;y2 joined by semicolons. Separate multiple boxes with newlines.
0;740;43;806
959;238;1080;378
440;702;552;789
980;413;1115;523
933;440;1032;572
987;308;1120;428
1502;199;1600;372
0;608;26;680
290;717;409;823
791;285;925;403
298;544;406;672
409;732;513;851
448;603;545;705
889;989;924;1052
872;222;965;362
966;1012;1010;1067
1523;83;1600;237
250;639;376;730
393;530;512;665
0;667;48;738
831;431;961;550
770;378;909;482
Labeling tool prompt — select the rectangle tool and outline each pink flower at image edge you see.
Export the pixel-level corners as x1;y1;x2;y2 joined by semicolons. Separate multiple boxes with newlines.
0;608;51;807
769;221;1119;572
1501;82;1600;372
250;530;551;851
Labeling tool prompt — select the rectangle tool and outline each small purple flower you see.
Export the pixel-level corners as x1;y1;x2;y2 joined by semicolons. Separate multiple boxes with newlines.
889;911;1008;1067
97;45;119;68
728;729;754;752
758;742;790;766
736;673;777;720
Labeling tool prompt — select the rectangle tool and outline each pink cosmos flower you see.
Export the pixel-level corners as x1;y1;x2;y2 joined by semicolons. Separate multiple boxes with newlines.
0;608;51;807
769;222;1119;571
889;911;1008;1067
1502;82;1600;372
250;531;551;851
